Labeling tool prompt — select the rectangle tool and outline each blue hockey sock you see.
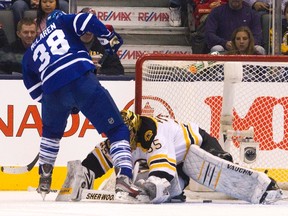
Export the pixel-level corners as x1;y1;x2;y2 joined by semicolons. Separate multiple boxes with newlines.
39;137;60;172
110;140;133;179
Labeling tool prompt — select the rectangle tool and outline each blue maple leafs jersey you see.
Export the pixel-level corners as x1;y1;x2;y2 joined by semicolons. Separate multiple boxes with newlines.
22;13;114;102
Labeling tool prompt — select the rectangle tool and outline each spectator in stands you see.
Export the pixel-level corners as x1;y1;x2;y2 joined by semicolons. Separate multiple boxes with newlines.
0;23;9;48
11;0;68;34
205;0;265;54
226;26;263;55
193;0;228;29
189;0;228;54
281;2;288;55
0;17;36;74
79;7;124;75
35;0;60;36
244;0;287;54
169;0;182;27
7;17;36;53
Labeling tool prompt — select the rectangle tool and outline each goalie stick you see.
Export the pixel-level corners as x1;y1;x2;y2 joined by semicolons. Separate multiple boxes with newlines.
1;153;39;174
81;189;144;203
28;186;149;203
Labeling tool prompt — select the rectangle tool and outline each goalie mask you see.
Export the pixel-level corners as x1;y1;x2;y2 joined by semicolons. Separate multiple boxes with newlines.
120;110;141;150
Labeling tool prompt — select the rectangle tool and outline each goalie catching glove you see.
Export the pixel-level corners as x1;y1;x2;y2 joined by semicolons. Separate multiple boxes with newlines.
135;176;171;204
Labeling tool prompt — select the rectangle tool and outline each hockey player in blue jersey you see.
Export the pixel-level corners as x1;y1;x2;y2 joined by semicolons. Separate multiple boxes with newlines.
22;10;143;200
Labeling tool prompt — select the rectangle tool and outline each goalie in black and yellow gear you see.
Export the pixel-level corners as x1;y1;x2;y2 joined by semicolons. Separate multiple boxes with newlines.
60;109;283;204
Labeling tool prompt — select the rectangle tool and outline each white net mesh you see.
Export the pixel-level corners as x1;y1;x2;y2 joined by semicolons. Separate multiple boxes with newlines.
135;54;288;189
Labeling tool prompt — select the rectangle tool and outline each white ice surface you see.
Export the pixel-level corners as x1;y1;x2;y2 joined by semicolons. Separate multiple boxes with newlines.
0;191;288;216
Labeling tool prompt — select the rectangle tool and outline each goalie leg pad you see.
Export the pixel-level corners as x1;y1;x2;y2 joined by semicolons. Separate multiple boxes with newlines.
56;160;95;201
182;145;276;204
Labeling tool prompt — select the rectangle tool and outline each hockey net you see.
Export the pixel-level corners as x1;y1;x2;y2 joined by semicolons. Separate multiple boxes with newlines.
135;53;288;190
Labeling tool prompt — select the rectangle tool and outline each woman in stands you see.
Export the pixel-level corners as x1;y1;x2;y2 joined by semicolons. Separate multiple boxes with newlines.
35;0;60;36
227;26;263;55
11;0;68;32
228;26;286;82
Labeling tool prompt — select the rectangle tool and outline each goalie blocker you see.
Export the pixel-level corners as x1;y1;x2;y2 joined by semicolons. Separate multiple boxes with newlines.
183;145;283;204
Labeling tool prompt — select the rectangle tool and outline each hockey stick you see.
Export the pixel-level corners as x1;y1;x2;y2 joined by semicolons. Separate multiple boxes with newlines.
132;161;140;183
74;188;149;203
1;153;39;174
171;60;223;74
28;186;149;203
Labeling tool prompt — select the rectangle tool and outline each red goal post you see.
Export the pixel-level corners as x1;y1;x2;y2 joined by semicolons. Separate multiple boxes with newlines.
135;53;288;189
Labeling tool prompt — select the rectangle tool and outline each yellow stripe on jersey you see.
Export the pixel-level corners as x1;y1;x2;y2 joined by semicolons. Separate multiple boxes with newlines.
149;163;177;172
181;124;190;146
93;148;111;172
181;123;200;159
188;123;199;145
148;154;176;172
181;124;191;160
148;154;177;164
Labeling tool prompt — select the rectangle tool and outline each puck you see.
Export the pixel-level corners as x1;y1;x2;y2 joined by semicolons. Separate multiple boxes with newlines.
203;200;212;203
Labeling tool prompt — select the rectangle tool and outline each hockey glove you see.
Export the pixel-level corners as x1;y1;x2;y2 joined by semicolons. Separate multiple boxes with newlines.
105;24;123;52
110;32;123;53
136;176;171;204
97;29;123;55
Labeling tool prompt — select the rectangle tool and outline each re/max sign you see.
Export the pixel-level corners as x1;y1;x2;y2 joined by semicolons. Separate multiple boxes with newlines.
96;11;169;22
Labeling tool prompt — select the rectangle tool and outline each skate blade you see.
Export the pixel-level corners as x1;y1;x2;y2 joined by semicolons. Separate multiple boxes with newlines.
41;192;47;201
